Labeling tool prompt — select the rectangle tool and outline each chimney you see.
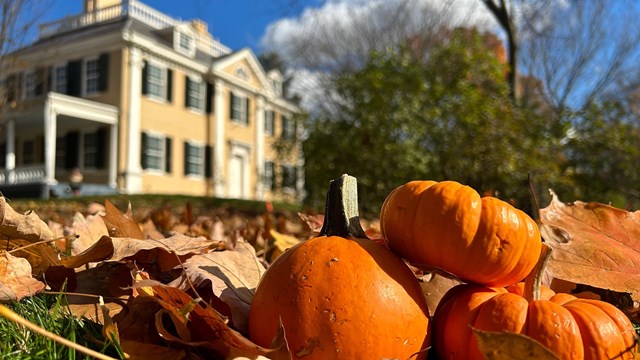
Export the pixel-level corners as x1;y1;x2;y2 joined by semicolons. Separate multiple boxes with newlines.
84;0;122;13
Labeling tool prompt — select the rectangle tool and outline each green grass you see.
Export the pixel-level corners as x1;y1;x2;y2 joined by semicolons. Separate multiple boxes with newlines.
0;292;120;359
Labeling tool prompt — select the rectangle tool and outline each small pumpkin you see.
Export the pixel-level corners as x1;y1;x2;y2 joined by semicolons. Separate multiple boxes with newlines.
433;245;637;360
380;180;541;287
249;175;431;359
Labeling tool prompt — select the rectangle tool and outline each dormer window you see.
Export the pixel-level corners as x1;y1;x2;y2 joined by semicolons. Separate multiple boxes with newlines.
174;29;195;57
271;78;282;96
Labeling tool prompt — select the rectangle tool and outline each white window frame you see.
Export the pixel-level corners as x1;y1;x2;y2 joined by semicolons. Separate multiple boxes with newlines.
264;109;275;136
231;91;248;124
53;64;67;94
82;130;98;169
174;29;195;57
83;56;100;97
282;114;295;139
24;70;37;99
143;132;166;173
145;61;167;101
185;141;204;177
281;164;297;191
264;160;275;190
186;76;204;112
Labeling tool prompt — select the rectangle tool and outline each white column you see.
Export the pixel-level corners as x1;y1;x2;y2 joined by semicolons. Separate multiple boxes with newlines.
5;119;15;184
108;123;118;188
43;98;58;185
214;79;226;196
125;47;143;193
254;96;265;200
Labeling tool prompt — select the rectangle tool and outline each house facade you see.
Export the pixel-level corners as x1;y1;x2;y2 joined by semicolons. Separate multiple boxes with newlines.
0;0;304;201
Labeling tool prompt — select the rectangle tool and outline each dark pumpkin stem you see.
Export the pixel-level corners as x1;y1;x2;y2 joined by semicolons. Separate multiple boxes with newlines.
318;174;368;239
523;243;552;302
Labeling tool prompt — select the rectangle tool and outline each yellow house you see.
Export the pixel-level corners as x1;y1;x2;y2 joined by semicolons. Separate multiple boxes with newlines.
0;0;304;202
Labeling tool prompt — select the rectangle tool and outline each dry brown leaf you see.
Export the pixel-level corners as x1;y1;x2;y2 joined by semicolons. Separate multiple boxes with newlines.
103;199;144;239
119;340;197;360
121;280;290;359
420;273;462;316
142;219;166;240
268;229;301;262
69;212;109;254
171;240;266;333
472;328;560;360
297;213;323;235
0;196;53;243
60;235;114;268
539;190;640;302
0;252;45;301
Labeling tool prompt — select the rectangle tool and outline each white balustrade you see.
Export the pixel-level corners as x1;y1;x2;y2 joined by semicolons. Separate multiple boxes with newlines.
0;166;46;185
38;1;230;56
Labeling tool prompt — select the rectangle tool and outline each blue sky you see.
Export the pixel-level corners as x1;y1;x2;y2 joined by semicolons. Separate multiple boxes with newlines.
46;0;320;54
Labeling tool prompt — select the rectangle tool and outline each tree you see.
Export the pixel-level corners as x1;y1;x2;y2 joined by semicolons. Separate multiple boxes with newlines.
303;29;561;214
0;0;46;109
483;0;640;111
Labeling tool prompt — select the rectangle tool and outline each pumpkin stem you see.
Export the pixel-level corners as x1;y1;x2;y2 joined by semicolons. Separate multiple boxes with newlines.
523;243;552;302
318;174;368;239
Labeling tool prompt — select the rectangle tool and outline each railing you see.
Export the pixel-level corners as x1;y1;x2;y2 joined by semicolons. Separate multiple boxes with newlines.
38;0;230;56
0;165;46;185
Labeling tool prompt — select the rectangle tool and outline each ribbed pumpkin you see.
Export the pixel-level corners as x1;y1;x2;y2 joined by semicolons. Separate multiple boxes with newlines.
380;180;541;287
249;175;430;359
433;245;637;360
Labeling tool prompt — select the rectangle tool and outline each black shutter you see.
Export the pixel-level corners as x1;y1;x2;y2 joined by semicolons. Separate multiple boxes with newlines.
230;93;235;120
6;74;16;103
245;97;251;125
47;66;53;93
141;133;148;169
183;142;189;175
35;68;45;96
141;61;149;95
98;53;109;92
96;127;108;169
166;69;173;102
165;137;172;173
184;76;191;108
204;145;212;178
67;60;82;96
205;82;213;114
65;131;79;169
0;142;6;168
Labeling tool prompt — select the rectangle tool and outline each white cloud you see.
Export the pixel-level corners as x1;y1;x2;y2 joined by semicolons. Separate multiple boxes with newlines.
261;0;499;111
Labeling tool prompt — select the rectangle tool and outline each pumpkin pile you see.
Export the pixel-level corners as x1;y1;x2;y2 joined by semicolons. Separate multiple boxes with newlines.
380;180;637;360
248;176;636;359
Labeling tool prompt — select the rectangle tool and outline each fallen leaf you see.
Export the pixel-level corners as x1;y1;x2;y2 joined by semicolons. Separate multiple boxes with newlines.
539;190;640;302
473;328;560;360
60;235;115;268
0;196;53;243
0;252;46;301
171;240;266;333
119;340;197;360
420;273;462;316
268;229;301;262
297;213;323;235
103;199;144;239
69;212;109;254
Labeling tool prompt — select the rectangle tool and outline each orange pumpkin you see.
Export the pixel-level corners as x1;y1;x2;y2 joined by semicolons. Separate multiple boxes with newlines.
249;175;430;359
433;246;637;360
380;180;541;287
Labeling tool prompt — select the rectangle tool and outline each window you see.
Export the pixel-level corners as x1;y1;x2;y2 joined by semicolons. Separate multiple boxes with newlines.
271;78;282;96
146;63;166;99
24;71;37;99
235;67;248;81
54;65;67;93
186;77;204;110
179;33;193;53
22;140;34;165
84;58;100;96
55;136;66;169
264;161;275;190
264;110;275;136
83;132;98;168
230;92;248;124
143;134;165;171
0;142;6;168
185;142;204;176
281;115;295;139
281;165;297;190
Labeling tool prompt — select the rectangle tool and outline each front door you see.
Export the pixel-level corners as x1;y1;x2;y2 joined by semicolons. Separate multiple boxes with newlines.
228;153;245;198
